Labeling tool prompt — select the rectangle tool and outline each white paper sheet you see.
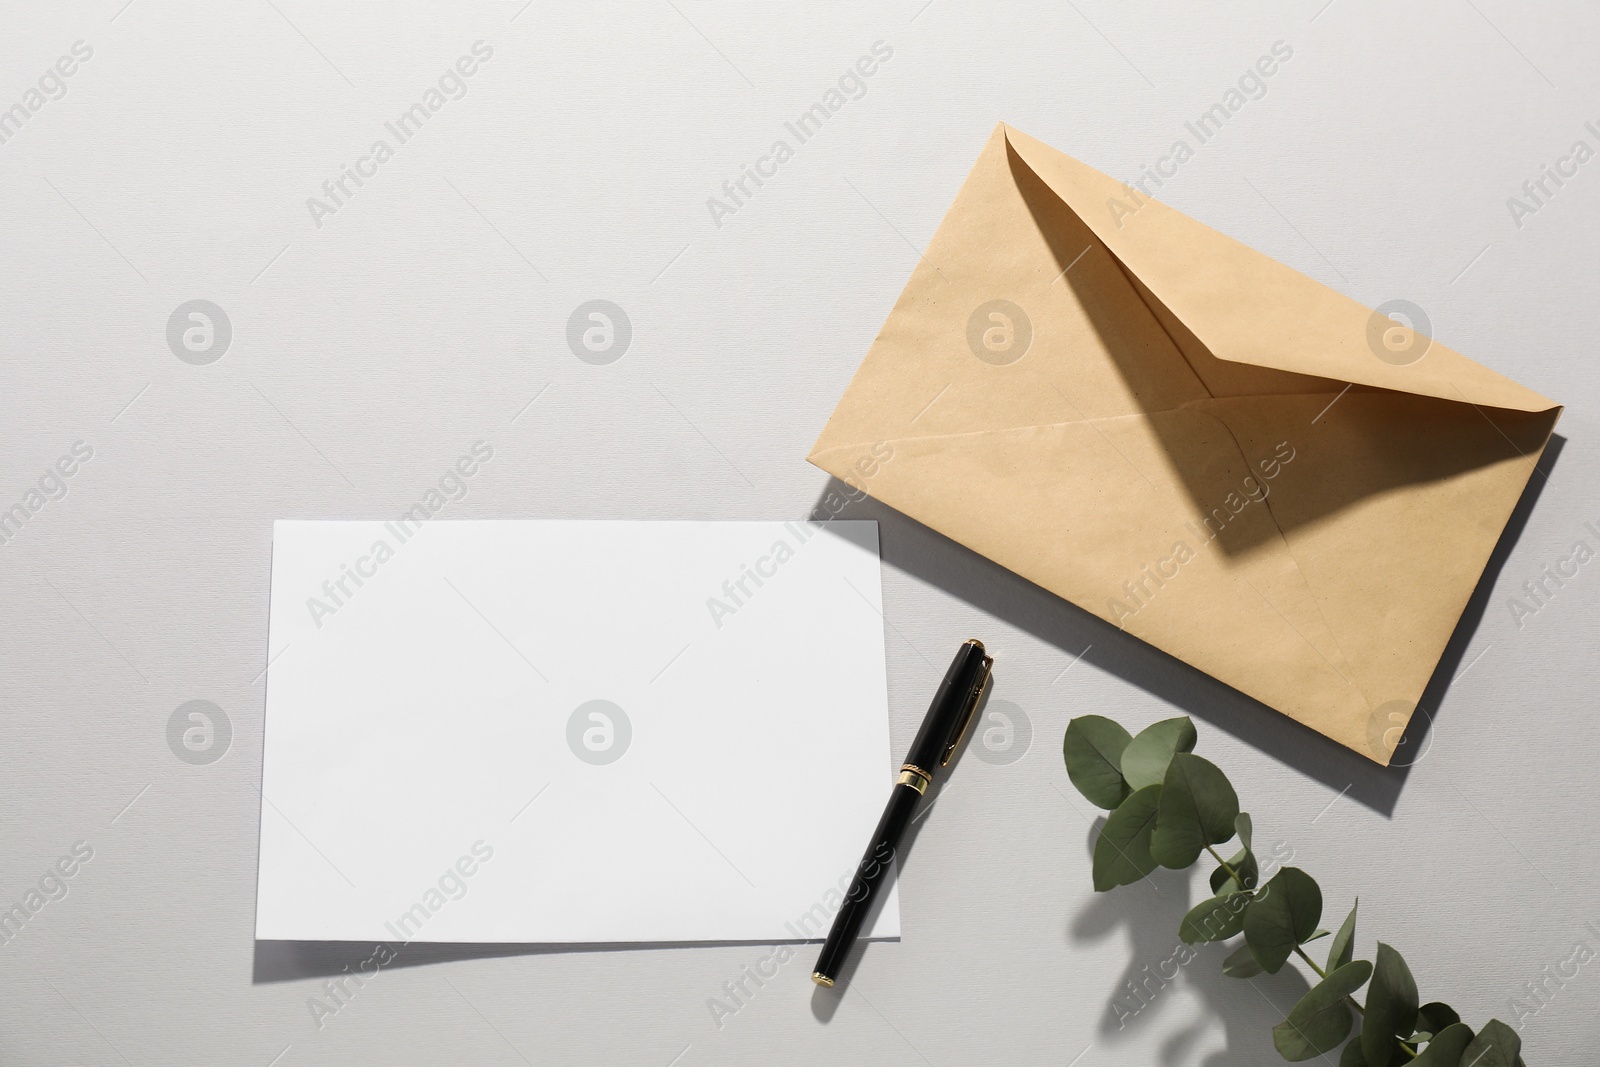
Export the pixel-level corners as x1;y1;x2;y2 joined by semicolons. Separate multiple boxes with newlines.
255;519;899;944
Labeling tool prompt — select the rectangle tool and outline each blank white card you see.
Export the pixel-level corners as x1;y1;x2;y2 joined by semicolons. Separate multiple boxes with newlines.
256;520;898;943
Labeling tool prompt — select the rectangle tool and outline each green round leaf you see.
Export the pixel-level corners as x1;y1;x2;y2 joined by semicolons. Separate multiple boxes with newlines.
1412;1022;1474;1066
1210;815;1259;892
1064;715;1134;809
1150;753;1240;869
1222;942;1264;978
1091;785;1161;891
1243;867;1323;973
1210;848;1258;894
1340;1036;1370;1067
1272;959;1374;1061
1417;1002;1461;1037
1327;899;1358;973
1460;1020;1521;1067
1362;943;1420;1067
1180;890;1252;944
1120;716;1197;791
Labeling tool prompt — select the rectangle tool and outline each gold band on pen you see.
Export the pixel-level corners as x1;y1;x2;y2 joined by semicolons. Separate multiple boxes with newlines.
811;972;836;987
897;764;932;794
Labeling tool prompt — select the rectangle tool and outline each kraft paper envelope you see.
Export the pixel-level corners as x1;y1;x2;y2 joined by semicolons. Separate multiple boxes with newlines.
809;123;1560;764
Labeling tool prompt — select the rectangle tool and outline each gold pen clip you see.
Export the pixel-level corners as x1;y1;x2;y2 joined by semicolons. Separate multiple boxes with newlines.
940;646;994;767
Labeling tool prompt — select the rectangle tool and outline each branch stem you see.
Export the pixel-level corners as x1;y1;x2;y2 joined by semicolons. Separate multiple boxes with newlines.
1203;843;1363;1018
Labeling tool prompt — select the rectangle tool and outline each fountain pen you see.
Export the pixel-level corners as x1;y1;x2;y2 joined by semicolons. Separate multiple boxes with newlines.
812;638;993;987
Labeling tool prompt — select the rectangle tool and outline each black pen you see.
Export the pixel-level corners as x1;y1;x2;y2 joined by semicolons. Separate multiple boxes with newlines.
811;638;994;987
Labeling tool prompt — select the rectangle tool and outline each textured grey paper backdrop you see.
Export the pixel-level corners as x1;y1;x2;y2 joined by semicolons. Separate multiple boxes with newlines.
1;2;1597;1065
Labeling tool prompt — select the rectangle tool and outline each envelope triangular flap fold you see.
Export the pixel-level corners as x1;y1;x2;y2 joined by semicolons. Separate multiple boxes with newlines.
999;125;1556;414
810;123;1559;763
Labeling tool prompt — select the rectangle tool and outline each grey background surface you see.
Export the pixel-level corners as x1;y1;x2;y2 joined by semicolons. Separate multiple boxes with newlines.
2;1;1598;1064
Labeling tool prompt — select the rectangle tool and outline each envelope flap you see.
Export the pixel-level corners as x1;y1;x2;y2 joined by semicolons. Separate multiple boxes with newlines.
1001;125;1557;414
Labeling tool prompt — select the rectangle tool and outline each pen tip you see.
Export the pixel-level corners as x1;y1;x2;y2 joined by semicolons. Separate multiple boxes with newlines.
811;972;835;988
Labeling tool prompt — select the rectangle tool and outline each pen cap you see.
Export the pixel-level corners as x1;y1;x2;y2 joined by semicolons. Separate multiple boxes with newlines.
904;640;992;773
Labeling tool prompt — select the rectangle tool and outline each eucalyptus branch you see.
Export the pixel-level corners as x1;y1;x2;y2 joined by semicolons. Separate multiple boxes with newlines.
1204;843;1342;992
1064;714;1527;1066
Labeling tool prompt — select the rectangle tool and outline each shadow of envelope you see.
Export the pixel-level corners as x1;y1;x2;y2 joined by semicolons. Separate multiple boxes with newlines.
809;123;1561;764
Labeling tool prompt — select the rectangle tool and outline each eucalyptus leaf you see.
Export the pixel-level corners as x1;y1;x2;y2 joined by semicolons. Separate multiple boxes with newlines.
1209;813;1259;892
1327;900;1359;972
1064;715;1135;809
1461;1020;1521;1067
1120;716;1197;791
1149;753;1239;869
1210;845;1259;894
1180;891;1251;944
1242;867;1322;973
1060;714;1537;1067
1091;785;1161;891
1272;959;1374;1061
1222;942;1264;978
1411;1022;1474;1065
1241;870;1318;979
1362;943;1420;1067
1340;1037;1369;1067
1417;1002;1461;1036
